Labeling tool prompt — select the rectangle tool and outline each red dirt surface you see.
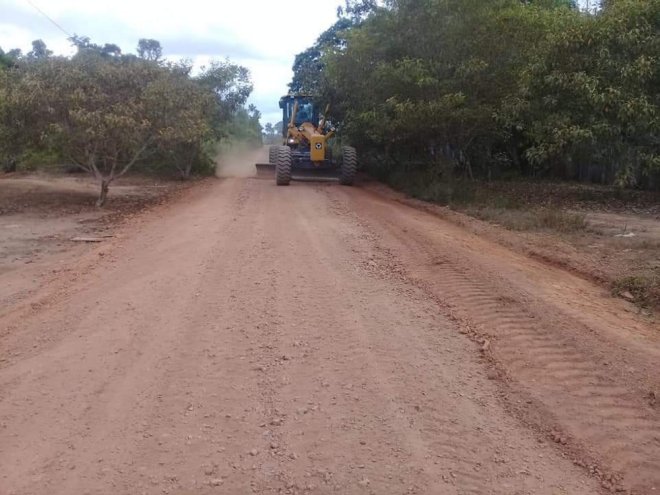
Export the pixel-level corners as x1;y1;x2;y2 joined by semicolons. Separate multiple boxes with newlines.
1;176;658;494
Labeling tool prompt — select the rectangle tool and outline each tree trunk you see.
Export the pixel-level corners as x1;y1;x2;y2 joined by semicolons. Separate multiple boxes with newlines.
96;179;110;207
2;157;17;173
183;146;196;180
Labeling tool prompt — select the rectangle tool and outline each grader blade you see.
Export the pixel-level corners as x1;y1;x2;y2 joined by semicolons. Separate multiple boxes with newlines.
255;163;275;177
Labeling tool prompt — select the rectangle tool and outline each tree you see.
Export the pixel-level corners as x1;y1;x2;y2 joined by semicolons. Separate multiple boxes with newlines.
0;62;45;171
0;48;23;63
504;0;660;184
69;35;122;57
323;0;546;177
9;52;214;205
291;0;658;189
27;39;52;60
338;0;385;20
289;18;353;95
1;35;260;196
196;60;253;137
263;121;284;145
137;39;162;62
223;104;262;147
0;48;16;69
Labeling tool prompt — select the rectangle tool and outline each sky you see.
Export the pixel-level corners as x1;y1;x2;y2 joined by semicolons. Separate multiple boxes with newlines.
0;0;344;124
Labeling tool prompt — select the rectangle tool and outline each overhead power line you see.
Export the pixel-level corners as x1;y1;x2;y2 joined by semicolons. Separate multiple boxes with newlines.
23;0;72;38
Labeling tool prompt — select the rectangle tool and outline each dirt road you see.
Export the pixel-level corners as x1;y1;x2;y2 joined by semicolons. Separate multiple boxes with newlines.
1;177;658;494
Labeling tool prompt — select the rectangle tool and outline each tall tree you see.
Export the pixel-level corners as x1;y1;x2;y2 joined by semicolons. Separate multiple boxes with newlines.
289;18;353;94
27;39;52;60
137;39;162;62
196;60;253;135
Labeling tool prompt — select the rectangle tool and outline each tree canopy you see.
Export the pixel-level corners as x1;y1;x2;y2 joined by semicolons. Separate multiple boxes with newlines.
0;37;262;205
293;0;659;189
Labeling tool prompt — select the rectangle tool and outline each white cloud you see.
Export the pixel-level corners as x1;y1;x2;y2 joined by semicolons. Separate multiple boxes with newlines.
0;0;343;124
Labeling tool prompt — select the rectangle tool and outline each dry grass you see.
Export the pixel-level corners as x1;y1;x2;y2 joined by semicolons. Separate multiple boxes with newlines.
466;207;588;233
612;275;660;309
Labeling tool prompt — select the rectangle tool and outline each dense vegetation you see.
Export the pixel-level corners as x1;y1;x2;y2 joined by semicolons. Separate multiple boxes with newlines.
0;38;262;205
292;0;659;191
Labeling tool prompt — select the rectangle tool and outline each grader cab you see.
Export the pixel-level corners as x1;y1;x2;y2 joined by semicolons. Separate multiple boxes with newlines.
255;95;357;186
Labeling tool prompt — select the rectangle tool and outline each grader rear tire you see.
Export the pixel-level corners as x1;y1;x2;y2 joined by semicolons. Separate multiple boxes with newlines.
276;146;292;186
340;146;357;186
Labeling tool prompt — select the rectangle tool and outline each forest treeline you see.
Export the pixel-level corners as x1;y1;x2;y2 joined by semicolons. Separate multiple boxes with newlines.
292;0;659;190
0;38;262;205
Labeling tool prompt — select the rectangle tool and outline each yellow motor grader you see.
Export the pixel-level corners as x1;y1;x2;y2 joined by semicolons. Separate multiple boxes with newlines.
255;94;357;185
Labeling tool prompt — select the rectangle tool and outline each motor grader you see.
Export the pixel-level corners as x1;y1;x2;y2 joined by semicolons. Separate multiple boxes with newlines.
255;94;357;185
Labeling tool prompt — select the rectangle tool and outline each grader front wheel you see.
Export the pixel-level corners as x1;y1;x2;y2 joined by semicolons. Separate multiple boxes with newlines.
340;146;357;186
276;146;292;186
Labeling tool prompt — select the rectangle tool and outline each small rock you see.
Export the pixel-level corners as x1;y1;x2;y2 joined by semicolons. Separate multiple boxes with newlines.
621;291;635;301
249;448;259;456
551;432;566;444
270;418;283;426
357;478;370;487
210;478;223;486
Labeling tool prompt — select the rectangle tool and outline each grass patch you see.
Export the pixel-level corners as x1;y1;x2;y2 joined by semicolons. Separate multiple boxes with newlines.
388;170;589;234
535;209;588;232
612;275;660;309
465;206;588;233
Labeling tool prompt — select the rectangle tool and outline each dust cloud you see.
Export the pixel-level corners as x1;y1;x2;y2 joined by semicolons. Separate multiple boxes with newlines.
215;142;268;178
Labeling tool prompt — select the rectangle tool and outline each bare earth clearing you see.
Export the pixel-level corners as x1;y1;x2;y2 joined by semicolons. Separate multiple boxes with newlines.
0;169;659;494
0;173;186;309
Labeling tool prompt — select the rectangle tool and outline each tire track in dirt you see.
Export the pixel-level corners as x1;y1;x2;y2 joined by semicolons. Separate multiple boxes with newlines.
330;185;660;494
422;263;660;489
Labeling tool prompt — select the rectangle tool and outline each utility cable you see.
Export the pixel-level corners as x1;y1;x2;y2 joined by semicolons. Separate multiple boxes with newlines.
23;0;72;38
